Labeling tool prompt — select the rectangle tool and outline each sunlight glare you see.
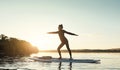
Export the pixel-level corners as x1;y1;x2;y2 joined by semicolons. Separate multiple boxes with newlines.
29;34;59;50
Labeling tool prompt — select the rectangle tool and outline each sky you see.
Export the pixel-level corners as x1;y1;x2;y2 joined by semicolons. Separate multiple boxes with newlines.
0;0;120;50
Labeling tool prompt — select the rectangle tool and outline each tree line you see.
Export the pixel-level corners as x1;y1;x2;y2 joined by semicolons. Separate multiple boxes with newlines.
0;34;39;57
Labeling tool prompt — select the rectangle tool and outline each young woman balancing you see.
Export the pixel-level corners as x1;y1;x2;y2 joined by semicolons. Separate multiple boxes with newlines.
48;24;78;59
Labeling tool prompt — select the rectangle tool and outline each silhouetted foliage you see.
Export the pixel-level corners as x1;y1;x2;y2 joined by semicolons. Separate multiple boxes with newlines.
0;34;39;57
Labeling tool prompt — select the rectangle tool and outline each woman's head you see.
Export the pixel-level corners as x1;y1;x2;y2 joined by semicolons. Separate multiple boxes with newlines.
58;24;63;30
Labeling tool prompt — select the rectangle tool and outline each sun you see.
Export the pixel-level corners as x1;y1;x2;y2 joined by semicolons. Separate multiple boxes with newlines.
30;39;47;50
29;34;59;50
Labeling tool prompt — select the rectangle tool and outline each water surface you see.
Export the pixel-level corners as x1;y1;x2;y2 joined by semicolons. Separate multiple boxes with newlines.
0;52;120;70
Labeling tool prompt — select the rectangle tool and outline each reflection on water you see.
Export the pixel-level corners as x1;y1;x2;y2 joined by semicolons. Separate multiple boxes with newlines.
58;62;72;70
0;53;120;70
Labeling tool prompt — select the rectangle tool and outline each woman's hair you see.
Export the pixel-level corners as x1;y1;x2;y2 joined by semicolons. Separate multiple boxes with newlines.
59;24;63;28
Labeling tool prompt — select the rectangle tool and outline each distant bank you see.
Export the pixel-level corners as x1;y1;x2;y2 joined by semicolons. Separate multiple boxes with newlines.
39;49;120;53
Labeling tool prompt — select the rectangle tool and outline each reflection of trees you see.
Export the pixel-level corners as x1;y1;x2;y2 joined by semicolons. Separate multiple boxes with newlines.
0;34;39;57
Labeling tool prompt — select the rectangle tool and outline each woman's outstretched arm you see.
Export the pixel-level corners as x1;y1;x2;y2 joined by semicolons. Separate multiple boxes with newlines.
64;30;78;36
47;31;58;34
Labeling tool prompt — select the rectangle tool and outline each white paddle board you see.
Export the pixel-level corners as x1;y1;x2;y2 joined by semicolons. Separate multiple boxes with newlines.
30;56;100;63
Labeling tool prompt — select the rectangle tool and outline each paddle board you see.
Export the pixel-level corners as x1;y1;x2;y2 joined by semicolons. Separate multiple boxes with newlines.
29;56;100;63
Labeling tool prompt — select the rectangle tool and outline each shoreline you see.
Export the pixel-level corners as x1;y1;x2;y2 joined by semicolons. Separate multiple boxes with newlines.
39;49;120;53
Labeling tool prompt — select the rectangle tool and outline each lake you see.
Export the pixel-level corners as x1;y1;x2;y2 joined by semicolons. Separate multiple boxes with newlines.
0;52;120;70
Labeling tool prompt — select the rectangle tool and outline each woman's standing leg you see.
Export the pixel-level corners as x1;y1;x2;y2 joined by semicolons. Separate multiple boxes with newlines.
57;43;64;59
66;41;72;59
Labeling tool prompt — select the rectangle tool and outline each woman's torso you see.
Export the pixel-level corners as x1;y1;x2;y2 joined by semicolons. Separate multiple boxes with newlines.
58;30;68;43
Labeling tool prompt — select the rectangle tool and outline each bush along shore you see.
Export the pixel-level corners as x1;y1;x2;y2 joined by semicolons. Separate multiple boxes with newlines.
0;34;39;57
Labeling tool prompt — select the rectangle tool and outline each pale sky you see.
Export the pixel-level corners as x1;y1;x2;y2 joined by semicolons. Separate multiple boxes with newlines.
0;0;120;50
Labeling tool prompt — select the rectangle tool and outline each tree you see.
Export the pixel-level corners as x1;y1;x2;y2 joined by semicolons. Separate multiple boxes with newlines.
0;34;39;57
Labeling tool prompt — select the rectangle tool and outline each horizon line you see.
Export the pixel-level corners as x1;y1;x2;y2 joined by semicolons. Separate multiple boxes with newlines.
39;48;120;53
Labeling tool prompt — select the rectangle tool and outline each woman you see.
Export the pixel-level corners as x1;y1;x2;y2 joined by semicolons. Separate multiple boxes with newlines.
48;24;78;59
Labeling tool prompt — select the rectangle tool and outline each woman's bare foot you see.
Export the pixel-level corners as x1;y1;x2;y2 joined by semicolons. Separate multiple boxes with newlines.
58;57;62;59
